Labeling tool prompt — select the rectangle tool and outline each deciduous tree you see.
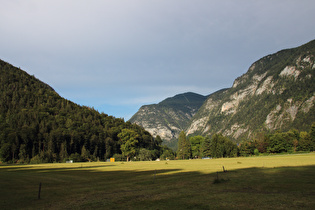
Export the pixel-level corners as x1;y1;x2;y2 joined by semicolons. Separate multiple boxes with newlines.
118;129;139;161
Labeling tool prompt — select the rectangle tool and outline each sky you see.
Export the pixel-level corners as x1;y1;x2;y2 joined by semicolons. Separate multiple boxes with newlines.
1;0;315;120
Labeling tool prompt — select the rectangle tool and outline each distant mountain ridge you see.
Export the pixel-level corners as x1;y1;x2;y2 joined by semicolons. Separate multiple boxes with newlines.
129;92;207;140
130;39;315;142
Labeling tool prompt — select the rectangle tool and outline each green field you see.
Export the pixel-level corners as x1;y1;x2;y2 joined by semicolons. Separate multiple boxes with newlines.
1;153;315;209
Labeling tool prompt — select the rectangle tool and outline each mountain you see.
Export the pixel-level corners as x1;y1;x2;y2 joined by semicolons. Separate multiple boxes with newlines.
187;39;315;141
0;59;157;163
131;39;315;143
129;92;207;141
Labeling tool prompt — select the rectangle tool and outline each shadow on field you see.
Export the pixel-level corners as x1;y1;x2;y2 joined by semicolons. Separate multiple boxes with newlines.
1;164;315;209
0;164;117;173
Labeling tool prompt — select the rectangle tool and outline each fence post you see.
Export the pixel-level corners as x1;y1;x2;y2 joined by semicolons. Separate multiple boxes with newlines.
38;182;42;199
154;169;156;182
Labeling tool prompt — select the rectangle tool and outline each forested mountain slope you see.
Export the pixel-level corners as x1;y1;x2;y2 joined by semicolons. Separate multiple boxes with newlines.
187;39;315;141
129;92;207;141
0;59;158;163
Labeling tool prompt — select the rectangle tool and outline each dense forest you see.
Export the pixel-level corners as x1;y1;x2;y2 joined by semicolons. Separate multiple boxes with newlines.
0;59;164;163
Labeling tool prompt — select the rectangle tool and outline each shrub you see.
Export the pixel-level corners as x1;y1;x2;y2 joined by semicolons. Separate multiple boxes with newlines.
30;155;42;164
254;149;260;156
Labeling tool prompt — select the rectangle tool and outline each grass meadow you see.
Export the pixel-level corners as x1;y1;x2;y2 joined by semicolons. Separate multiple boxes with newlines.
1;153;315;209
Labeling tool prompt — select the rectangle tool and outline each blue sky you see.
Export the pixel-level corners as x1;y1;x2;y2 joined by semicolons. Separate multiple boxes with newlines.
1;0;315;120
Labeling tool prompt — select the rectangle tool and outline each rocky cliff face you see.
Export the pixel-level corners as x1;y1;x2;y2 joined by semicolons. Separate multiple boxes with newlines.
131;40;315;142
129;92;207;141
187;40;315;141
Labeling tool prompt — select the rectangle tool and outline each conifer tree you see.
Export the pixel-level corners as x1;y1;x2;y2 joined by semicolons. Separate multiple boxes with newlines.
177;131;191;159
189;135;204;158
310;123;315;151
201;136;211;157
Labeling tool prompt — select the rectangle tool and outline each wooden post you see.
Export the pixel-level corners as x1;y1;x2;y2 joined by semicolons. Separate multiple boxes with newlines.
154;169;156;182
38;182;42;199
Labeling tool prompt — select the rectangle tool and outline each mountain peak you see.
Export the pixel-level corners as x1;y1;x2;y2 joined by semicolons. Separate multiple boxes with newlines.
130;39;315;143
187;39;315;140
129;92;207;141
159;92;206;106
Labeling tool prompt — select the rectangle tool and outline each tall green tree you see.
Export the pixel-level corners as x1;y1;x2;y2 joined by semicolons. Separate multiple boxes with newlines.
253;132;268;153
177;131;191;159
201;136;211;157
310;123;315;151
118;129;139;161
298;131;312;151
59;142;68;161
189;135;204;158
239;141;255;156
0;143;12;162
267;132;294;153
154;135;163;150
81;145;90;161
210;133;237;158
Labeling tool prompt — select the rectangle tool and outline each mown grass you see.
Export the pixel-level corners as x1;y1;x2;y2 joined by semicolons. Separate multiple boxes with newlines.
1;153;315;209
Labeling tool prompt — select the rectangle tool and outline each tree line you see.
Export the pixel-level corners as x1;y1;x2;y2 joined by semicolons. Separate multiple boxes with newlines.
176;131;238;159
176;123;315;159
238;124;315;156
